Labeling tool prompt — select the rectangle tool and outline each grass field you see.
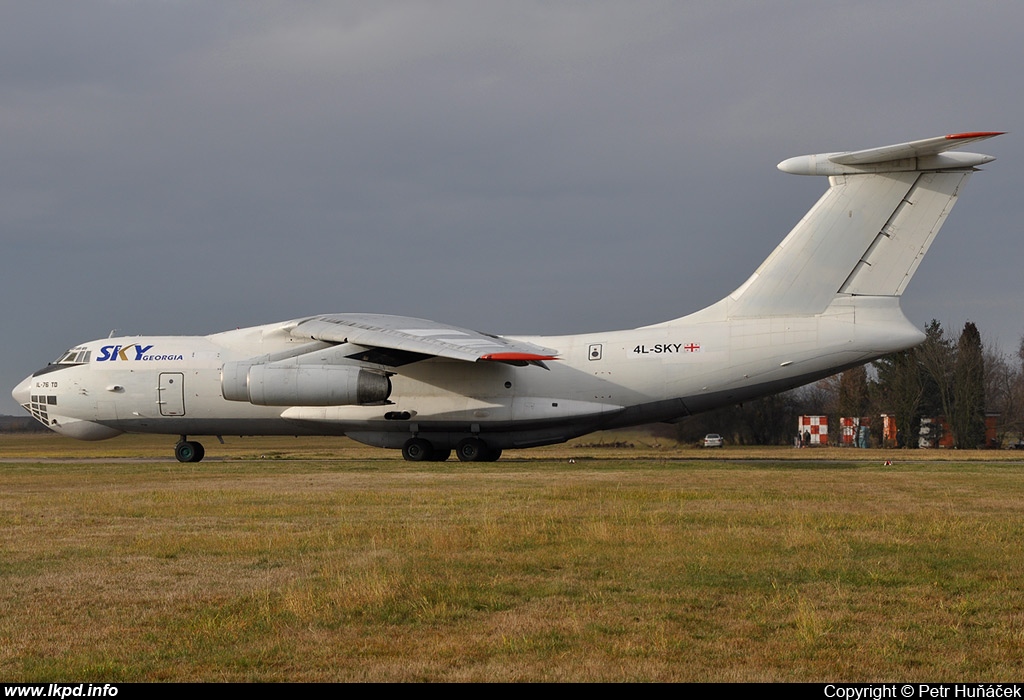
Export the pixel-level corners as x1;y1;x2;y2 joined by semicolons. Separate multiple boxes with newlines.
2;433;1023;681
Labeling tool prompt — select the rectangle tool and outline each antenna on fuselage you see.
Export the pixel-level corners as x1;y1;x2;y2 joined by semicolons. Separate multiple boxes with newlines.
108;330;118;338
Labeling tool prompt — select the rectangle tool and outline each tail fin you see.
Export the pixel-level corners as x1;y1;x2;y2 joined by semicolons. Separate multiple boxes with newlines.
725;132;1002;318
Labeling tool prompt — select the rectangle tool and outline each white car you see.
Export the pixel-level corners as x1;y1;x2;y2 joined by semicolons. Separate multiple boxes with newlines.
703;433;724;448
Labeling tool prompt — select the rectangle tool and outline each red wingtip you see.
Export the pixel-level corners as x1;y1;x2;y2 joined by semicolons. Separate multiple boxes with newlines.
480;352;560;362
946;131;1005;140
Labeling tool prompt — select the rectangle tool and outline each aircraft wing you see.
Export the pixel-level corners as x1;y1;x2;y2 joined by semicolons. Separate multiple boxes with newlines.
291;313;559;367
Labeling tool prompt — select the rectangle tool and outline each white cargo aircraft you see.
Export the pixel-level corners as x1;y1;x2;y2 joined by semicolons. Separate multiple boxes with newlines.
13;132;1002;462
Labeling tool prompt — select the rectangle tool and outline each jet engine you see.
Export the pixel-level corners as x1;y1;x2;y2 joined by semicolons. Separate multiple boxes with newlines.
222;361;391;406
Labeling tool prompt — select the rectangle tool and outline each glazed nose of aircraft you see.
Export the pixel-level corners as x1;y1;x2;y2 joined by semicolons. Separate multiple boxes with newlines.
12;375;32;408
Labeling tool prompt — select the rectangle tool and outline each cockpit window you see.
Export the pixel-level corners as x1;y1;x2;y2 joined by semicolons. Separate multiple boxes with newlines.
53;349;91;365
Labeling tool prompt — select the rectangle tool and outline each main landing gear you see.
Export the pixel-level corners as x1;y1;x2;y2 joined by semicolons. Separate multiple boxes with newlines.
400;438;450;462
174;436;205;463
455;437;501;462
401;437;502;462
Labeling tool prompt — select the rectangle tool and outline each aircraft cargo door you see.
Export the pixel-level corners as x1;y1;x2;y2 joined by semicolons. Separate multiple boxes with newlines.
158;372;186;416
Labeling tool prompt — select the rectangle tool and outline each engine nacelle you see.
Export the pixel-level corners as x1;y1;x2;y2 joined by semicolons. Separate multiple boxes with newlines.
221;362;391;406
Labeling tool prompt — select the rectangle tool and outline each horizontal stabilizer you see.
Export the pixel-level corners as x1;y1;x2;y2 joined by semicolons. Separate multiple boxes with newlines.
778;131;1003;176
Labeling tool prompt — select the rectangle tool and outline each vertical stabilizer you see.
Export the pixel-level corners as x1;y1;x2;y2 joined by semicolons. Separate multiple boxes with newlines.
725;132;1001;319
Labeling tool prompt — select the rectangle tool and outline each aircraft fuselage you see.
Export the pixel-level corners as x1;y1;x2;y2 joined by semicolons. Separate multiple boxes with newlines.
13;296;922;455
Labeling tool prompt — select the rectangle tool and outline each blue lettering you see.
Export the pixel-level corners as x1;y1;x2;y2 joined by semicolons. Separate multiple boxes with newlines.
133;344;154;360
97;346;114;361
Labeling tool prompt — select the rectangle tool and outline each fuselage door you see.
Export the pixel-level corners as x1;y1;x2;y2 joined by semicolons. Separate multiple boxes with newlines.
158;372;185;416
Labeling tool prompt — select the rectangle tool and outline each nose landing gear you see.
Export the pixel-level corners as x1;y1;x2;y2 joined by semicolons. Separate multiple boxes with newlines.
174;437;205;463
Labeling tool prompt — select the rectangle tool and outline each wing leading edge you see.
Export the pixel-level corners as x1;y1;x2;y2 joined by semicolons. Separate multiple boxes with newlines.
291;314;559;367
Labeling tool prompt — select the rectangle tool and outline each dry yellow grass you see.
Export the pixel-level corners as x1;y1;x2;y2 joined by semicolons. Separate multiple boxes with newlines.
2;432;1024;681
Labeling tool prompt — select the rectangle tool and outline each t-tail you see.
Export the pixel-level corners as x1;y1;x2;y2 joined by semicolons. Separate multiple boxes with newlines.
724;132;1002;319
641;131;1003;412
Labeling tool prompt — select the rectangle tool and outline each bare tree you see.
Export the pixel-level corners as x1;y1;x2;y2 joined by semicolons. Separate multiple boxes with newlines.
915;320;955;446
838;365;870;419
984;345;1023;446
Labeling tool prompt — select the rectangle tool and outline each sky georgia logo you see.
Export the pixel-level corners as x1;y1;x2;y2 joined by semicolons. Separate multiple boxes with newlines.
96;344;184;362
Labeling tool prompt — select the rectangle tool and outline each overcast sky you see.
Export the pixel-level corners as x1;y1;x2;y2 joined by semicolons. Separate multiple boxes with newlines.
3;1;1021;415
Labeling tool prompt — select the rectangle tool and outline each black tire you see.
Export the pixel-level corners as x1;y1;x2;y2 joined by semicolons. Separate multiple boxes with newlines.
429;449;451;462
402;438;434;461
174;441;194;463
482;447;502;462
175;440;204;463
456;438;488;462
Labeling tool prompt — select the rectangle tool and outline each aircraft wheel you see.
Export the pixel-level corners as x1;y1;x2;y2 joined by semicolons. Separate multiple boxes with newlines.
456;438;487;462
402;438;434;461
482;447;502;462
175;440;205;463
429;449;452;462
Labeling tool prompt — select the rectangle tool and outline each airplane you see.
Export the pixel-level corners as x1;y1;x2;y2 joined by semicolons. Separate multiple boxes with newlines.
12;131;1003;463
